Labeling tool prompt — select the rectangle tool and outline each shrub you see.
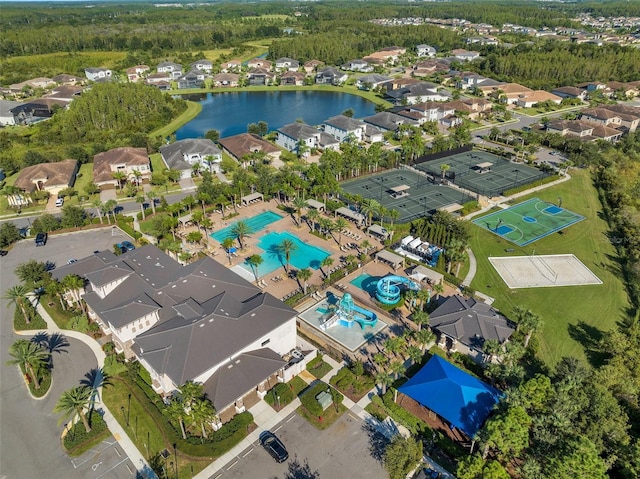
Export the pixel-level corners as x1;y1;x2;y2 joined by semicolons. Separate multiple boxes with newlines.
380;390;430;435
13;301;47;331
265;382;295;407
63;414;109;451
300;382;332;417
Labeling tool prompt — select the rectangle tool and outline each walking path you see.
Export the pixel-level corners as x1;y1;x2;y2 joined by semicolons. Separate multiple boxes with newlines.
20;296;157;479
461;247;476;287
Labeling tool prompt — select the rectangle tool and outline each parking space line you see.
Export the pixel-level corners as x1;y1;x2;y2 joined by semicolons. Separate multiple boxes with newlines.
114;447;122;457
213;474;222;479
227;460;238;470
274;424;282;432
95;457;130;479
348;412;359;421
126;464;133;475
242;448;253;457
286;414;296;422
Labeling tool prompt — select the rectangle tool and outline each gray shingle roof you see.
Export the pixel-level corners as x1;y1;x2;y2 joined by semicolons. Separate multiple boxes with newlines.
277;122;320;141
325;115;366;132
160;139;221;171
362;112;418;131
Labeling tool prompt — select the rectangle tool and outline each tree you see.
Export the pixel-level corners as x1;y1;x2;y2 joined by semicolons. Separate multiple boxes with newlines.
513;307;543;348
334;217;348;245
164;398;188;440
297;268;312;294
186;231;203;245
112;171;127;191
7;339;49;389
306;208;319;232
0;222;22;248
61;205;87;228
384;435;423;479
375;370;393;395
292;196;306;225
246;254;264;283
222;237;235;265
546;436;607;479
54;386;93;433
278;239;297;273
360;198;381;227
205;129;220;142
413;328;435;353
389;360;406;380
320;256;334;279
147;190;158;216
62;274;86;312
189;398;216;439
440;163;450;179
4;284;31;324
230;221;252;249
480;406;532;462
412;310;430;330
136;195;146;220
79;367;111;418
104;199;118;224
407;345;423;366
14;259;49;285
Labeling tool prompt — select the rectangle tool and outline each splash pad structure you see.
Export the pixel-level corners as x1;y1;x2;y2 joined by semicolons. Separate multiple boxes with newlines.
319;293;378;331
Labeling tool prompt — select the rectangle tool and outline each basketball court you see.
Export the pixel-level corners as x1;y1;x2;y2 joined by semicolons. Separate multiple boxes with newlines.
415;150;548;197
341;169;472;223
489;254;602;288
472;198;585;246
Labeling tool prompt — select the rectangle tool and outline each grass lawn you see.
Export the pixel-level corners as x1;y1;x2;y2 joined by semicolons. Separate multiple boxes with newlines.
296;403;348;430
41;297;72;329
306;358;333;379
149;153;166;174
72;163;95;200
150;100;202;140
469;169;629;367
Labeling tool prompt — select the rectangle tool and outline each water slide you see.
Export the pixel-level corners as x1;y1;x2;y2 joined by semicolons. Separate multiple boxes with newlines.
376;275;420;305
350;304;378;328
336;293;378;329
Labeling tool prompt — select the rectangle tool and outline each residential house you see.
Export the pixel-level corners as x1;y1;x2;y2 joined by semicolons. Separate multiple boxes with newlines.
160;139;222;179
84;68;113;82
547;119;595;138
454;72;503;91
212;73;240;88
416;44;436;57
550;86;588;101
190;60;213;74
280;71;306;86
157;62;183;80
450;49;481;61
14;159;78;195
478;82;533;103
145;72;172;86
9;77;56;94
387;78;422;91
315;67;347;85
590;125;624;142
274;58;300;72
341;59;373;73
0;100;23;126
177;70;206;89
51;245;298;418
364;125;385;144
126;65;150;83
276;122;322;156
247;68;275;86
44;85;83;103
324;115;367;143
579;108;623;129
52;74;83;85
412;59;451;77
385;82;451;105
356;74;391;90
465;36;498;46
247;58;272;70
362;112;419;132
9;98;66;125
218;133;282;167
303;60;324;73
516;90;562;108
606;81;640;99
363;46;406;65
597;104;640;133
93;147;151;188
220;60;242;73
429;295;514;361
405;101;455;123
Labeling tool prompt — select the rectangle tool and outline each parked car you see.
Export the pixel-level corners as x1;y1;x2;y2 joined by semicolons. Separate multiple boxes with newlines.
67;258;78;264
0;250;7;256
260;431;289;463
55;197;64;207
117;240;135;252
35;232;47;246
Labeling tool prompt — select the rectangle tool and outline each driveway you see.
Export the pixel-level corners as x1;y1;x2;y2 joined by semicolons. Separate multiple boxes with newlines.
0;228;135;479
212;412;388;479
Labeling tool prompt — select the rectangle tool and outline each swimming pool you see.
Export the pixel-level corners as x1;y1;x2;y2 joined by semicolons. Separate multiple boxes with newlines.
210;211;283;243
350;273;382;296
238;231;331;277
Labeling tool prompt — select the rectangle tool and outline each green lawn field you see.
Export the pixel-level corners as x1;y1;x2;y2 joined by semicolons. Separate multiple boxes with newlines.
470;169;629;367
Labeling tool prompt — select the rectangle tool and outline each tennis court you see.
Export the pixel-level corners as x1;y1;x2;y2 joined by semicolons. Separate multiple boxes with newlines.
341;169;472;223
473;198;585;246
415;150;548;197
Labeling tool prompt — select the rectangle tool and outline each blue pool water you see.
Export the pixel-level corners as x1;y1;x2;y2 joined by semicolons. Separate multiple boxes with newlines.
210;211;282;243
239;231;331;277
350;274;382;295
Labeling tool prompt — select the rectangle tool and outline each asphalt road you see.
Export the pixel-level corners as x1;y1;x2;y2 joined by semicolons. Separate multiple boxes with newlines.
0;228;136;479
213;411;388;479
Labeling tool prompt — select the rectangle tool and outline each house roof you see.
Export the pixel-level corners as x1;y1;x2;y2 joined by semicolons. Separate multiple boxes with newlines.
429;295;514;349
160;139;221;171
518;90;562;104
277;122;320;141
357;74;391;84
547;119;594;133
0;100;23;118
398;355;502;436
203;348;287;411
591;124;623;139
581;108;621;121
325;115;366;132
218;133;280;161
93;147;149;183
14;159;78;193
551;86;584;97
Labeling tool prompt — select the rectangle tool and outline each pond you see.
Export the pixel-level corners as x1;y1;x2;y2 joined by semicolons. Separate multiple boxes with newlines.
175;90;377;139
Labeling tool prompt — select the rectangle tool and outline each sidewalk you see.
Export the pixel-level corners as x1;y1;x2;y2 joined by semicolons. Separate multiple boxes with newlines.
24;296;157;479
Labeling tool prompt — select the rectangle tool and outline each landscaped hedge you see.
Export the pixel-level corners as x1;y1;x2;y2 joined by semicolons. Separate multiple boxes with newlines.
330;366;375;396
115;216;142;240
63;414;109;452
13;301;47;331
185;412;252;445
265;382;296;408
381;390;430;435
300;382;336;417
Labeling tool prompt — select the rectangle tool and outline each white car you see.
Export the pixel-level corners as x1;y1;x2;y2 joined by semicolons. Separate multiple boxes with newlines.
55;197;64;207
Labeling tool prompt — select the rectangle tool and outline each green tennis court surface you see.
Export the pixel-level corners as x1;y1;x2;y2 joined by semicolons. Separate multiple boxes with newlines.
473;198;584;246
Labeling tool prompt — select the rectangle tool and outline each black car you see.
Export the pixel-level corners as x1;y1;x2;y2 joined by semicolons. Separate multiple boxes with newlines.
259;431;288;463
117;241;136;252
35;232;47;246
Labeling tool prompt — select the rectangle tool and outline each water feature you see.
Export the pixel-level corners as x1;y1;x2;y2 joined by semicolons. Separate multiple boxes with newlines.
175;90;377;139
210;211;283;243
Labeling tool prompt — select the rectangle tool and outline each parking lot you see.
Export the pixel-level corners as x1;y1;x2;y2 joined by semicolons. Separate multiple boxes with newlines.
211;412;388;479
69;439;137;479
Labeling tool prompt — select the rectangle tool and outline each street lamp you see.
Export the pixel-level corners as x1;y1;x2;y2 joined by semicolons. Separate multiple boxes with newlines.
277;395;281;409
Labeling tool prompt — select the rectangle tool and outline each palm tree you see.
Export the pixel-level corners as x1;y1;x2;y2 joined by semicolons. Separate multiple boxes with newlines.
230;221;252;249
147;190;158;216
136;195;146;220
360;239;372;254
375;370;393;395
306;208;319;233
246;254;264;283
296;268;312;294
54;386;93;432
407;345;423;366
413;329;435;353
132;170;143;190
446;239;467;276
183;195;196;214
513;307;543;348
360;198;381;227
190;398;216;439
3;285;31;324
278;239;297;273
165;399;188;440
384;337;404;358
222;237;235;265
412;310;430;330
440;163;450;179
292;197;306;226
7;339;49;389
372;352;389;371
432;282;444;302
389;360;406;380
162;215;179;241
62;274;85;313
320;257;334;279
92;198;104;224
104;199;118;224
46;279;67;310
111;171;127;191
334;217;348;245
483;338;502;363
80;367;111;418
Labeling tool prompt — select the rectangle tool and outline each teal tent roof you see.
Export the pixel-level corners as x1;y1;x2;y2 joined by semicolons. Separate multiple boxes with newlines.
398;355;502;437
